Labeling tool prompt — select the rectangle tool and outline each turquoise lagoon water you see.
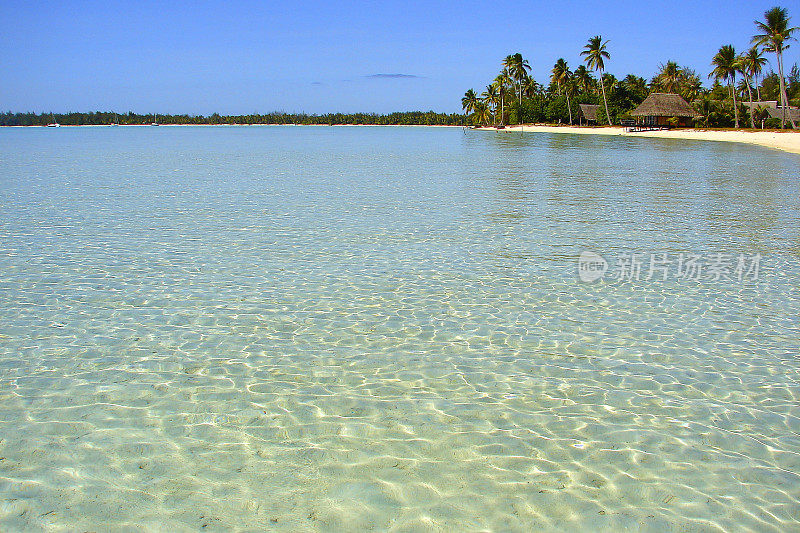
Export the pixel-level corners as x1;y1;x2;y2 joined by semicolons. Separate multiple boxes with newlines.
0;125;799;531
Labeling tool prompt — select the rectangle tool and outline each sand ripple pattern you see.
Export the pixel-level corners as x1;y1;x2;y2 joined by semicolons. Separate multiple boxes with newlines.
0;126;799;531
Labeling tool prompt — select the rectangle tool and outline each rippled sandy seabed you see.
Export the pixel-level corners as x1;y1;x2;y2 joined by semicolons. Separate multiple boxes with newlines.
1;126;799;532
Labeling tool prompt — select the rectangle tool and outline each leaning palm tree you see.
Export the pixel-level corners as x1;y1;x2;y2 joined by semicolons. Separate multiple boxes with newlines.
710;44;740;128
742;46;768;101
581;36;612;124
482;84;500;125
461;89;478;116
752;6;798;128
736;56;757;128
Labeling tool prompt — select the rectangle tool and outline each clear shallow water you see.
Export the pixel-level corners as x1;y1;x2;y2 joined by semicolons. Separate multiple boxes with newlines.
0;125;799;531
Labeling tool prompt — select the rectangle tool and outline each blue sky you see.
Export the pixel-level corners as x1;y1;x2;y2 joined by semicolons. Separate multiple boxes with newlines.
1;0;797;114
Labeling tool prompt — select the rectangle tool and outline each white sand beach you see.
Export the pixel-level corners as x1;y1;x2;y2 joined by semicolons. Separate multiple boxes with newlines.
479;124;800;155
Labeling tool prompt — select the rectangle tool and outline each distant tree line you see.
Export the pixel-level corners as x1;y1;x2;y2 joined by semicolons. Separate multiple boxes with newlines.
462;6;799;129
0;111;466;127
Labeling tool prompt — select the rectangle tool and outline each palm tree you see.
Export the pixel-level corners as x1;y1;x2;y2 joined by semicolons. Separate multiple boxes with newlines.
622;74;648;100
736;55;757;128
461;89;478;115
494;71;512;125
653;61;683;93
581;36;612;124
551;58;569;95
573;65;594;94
564;76;576;125
517;54;531;102
521;77;541;98
752;6;798;129
711;44;740;128
680;68;704;102
502;56;517;103
504;53;531;106
693;95;716;128
551;59;573;124
742;46;768;101
473;101;491;126
482;84;500;125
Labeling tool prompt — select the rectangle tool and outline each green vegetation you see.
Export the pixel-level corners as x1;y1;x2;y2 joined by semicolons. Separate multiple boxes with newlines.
581;36;612;125
462;6;799;129
711;45;741;128
753;6;798;128
0;111;465;127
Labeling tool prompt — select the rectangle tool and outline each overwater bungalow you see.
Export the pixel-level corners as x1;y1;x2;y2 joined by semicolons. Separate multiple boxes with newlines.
579;104;599;125
630;93;700;127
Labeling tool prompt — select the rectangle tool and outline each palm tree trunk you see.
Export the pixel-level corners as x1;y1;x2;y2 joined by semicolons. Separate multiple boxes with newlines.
756;74;762;102
566;93;572;125
778;51;786;128
500;93;504;126
777;51;797;129
730;76;739;128
599;70;611;125
744;72;755;129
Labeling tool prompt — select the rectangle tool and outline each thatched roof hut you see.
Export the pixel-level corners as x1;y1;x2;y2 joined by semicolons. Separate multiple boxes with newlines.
766;107;800;122
739;101;799;124
742;100;778;112
631;93;700;127
579;104;599;124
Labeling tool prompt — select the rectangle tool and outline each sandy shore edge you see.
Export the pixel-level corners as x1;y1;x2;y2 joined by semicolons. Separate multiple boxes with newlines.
477;124;800;155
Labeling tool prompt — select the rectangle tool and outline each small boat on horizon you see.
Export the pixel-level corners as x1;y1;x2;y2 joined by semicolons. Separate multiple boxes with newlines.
46;113;60;127
151;113;159;126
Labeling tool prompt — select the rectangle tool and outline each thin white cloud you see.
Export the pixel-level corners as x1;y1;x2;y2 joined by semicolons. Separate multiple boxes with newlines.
364;73;425;79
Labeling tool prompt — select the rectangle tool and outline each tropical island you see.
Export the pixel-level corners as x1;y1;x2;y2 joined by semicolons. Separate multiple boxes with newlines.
461;6;798;131
2;2;800;531
0;111;465;127
3;7;798;154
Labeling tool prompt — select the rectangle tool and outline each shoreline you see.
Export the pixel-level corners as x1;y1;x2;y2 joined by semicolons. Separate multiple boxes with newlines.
0;123;463;128
3;123;799;155
477;124;800;155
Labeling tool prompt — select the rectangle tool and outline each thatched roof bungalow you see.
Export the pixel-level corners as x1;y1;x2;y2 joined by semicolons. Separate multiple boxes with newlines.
579;104;599;125
766;107;800;122
742;100;778;112
739;101;799;124
631;93;700;127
